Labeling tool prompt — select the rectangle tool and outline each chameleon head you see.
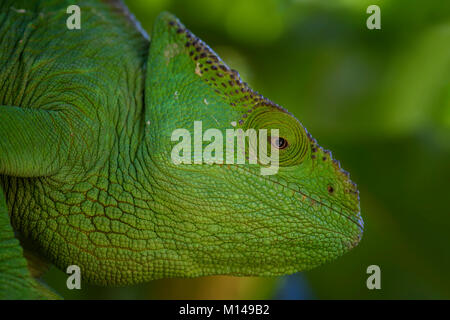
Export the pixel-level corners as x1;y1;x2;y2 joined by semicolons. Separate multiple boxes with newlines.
0;6;362;287
142;12;364;278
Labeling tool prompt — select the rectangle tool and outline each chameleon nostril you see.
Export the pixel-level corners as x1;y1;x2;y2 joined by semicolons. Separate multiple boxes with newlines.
327;185;334;194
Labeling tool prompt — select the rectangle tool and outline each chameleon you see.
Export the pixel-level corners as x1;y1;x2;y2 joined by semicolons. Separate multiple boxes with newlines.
0;0;363;299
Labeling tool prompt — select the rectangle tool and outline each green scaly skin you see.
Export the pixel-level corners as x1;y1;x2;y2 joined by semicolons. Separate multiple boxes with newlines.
0;0;363;299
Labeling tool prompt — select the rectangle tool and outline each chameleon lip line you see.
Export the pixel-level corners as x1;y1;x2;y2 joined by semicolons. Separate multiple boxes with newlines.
234;164;364;233
170;121;279;175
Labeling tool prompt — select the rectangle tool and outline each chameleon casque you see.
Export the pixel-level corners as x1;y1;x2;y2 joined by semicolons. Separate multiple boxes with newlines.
0;0;363;299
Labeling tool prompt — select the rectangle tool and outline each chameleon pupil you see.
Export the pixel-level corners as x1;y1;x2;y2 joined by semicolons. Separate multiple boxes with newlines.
273;137;288;149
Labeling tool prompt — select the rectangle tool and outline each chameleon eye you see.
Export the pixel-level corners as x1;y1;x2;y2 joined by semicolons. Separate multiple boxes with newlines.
242;106;309;167
271;136;288;149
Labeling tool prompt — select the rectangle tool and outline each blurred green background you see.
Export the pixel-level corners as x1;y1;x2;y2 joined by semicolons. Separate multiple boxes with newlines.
43;0;450;299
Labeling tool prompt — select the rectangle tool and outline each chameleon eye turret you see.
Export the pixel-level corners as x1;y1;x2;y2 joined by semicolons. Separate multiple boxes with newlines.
242;106;309;166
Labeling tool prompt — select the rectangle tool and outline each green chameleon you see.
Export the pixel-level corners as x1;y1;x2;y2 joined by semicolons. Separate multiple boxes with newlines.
0;0;363;299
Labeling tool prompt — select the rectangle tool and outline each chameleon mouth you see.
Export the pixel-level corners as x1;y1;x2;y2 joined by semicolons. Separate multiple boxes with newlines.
270;176;363;234
232;164;364;234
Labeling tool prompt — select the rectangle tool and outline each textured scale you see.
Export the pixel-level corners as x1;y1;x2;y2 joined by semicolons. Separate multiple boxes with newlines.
0;0;363;296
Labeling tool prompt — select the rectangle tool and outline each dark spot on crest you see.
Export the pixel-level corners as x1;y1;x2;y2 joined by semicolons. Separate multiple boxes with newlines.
175;19;290;119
